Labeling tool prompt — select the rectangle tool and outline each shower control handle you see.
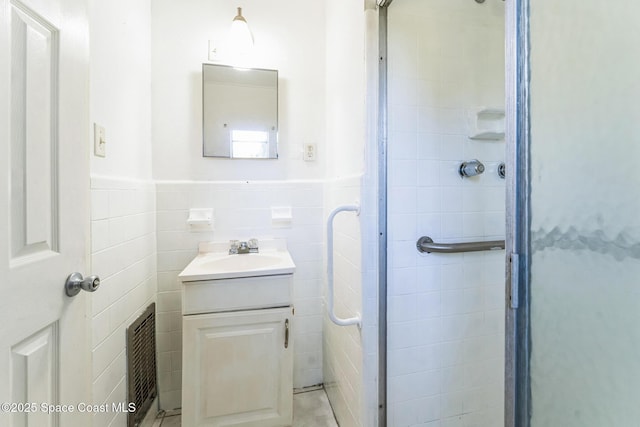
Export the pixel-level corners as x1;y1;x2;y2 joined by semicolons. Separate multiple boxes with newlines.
65;272;100;297
459;159;485;177
498;162;506;179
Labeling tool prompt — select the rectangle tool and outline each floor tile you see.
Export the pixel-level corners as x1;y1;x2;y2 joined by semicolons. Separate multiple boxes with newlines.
160;414;181;427
292;390;339;427
156;389;338;427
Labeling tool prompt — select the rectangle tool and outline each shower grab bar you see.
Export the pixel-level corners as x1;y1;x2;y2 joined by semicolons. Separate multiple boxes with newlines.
326;203;362;329
416;236;505;254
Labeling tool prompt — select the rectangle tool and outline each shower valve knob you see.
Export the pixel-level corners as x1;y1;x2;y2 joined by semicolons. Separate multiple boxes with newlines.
459;159;485;177
498;162;506;179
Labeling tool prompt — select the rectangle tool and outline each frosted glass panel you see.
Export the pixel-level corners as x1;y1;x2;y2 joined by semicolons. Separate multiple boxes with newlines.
529;1;640;426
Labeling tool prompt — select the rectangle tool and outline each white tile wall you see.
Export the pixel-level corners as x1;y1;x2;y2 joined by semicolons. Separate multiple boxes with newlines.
387;1;505;426
90;177;157;427
321;3;381;425
155;180;325;410
323;176;366;427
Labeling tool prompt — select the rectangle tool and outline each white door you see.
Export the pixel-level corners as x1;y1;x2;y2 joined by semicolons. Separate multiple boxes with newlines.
0;0;91;426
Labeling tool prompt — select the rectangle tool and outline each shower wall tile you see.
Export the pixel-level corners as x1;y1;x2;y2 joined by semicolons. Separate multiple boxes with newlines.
90;177;158;427
387;0;506;426
154;180;325;410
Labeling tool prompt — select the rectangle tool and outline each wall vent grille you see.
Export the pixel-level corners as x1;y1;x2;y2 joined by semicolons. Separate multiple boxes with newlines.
127;303;157;427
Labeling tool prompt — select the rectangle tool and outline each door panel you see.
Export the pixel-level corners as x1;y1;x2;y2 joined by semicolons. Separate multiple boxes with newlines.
10;1;57;261
0;0;90;425
11;324;58;427
526;1;640;426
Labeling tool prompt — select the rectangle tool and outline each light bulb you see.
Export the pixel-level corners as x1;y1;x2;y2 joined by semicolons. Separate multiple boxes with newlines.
229;7;253;55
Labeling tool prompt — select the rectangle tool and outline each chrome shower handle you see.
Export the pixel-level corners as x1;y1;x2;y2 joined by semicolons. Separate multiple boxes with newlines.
459;159;485;177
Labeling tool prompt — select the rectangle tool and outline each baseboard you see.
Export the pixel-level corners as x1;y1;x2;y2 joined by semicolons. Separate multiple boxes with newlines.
139;397;159;427
293;384;324;394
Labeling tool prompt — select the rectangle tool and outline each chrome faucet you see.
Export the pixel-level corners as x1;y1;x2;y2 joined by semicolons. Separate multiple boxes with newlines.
229;238;259;254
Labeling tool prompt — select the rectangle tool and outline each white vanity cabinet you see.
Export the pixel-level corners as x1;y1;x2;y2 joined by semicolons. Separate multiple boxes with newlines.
182;305;293;427
179;241;296;427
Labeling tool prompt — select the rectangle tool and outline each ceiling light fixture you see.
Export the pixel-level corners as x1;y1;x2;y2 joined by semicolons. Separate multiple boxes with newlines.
229;7;254;54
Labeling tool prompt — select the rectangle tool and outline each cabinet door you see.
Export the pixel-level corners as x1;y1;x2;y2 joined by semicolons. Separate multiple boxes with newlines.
182;308;293;427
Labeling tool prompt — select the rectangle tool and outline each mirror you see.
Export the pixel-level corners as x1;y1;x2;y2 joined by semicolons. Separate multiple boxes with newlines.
202;64;278;159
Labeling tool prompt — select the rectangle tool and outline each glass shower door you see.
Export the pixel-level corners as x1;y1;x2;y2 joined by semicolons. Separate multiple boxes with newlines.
526;1;640;425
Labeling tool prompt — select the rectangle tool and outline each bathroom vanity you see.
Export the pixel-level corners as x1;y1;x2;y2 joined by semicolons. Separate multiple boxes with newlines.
179;240;295;427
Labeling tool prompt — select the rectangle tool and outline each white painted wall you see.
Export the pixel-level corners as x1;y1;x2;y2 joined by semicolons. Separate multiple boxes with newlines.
151;0;326;181
88;2;157;425
325;0;366;179
386;0;505;426
90;0;153;181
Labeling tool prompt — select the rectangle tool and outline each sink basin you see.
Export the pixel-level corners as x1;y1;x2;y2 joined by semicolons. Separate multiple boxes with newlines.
179;239;296;314
199;253;284;272
178;240;296;282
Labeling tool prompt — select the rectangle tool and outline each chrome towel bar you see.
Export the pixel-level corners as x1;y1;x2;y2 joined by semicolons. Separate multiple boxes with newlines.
416;236;505;254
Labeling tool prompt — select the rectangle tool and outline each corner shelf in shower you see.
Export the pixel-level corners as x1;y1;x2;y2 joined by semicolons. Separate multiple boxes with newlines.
469;131;505;140
468;108;505;141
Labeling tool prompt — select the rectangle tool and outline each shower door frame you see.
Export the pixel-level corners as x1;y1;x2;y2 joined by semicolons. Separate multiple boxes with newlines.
377;3;389;427
504;1;531;427
376;0;531;426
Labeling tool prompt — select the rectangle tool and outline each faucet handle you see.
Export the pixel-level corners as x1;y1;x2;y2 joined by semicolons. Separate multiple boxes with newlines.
229;240;240;254
248;238;259;249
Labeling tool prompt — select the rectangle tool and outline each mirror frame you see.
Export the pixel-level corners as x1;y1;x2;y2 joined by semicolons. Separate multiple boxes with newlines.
202;63;279;159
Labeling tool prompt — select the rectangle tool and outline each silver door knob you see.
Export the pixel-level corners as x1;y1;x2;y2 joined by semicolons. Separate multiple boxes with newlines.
65;272;100;297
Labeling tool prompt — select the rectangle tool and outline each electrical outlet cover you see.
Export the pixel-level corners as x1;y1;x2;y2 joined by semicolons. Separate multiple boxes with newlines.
303;143;316;161
94;123;106;157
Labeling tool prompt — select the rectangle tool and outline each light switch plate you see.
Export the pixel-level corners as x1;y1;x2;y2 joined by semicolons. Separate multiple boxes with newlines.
208;40;220;61
94;123;106;157
303;143;317;161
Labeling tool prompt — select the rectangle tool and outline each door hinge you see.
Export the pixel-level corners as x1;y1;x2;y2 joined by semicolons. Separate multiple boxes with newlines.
510;252;519;309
